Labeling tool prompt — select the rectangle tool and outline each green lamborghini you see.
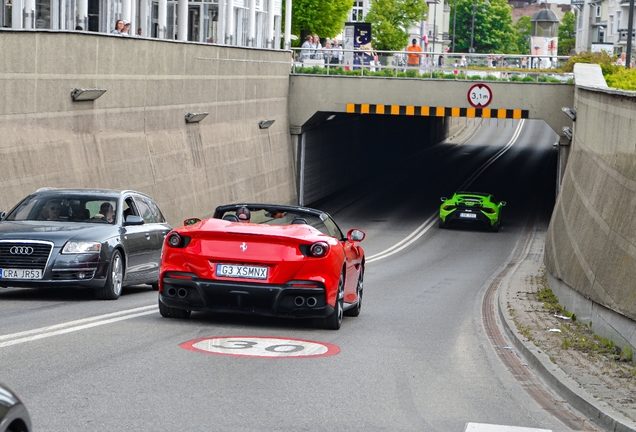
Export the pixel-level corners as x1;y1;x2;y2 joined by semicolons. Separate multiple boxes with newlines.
439;192;506;232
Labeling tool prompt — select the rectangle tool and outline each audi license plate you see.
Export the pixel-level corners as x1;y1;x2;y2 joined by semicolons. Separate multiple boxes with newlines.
216;264;268;280
460;213;477;219
0;268;43;279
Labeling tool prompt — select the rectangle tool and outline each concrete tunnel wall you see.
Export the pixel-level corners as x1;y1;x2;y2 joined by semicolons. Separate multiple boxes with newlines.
0;30;296;225
545;64;636;351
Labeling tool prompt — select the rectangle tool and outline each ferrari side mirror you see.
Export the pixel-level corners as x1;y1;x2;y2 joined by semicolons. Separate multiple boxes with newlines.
184;218;201;226
348;229;366;242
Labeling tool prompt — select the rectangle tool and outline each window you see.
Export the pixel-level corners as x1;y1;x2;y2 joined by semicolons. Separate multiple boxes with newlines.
133;196;154;223
322;216;344;239
616;11;622;33
595;5;601;18
610;15;614;35
351;0;364;22
142;197;166;223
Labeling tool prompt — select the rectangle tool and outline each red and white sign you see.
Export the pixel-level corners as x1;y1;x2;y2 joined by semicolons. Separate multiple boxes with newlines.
468;84;492;108
180;336;340;358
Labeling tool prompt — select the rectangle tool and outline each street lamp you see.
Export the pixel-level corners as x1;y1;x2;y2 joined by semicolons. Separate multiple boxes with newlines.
470;0;477;54
469;0;489;54
452;0;457;52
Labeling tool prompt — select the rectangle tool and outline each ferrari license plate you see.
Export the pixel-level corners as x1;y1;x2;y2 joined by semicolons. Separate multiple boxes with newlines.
460;213;477;219
216;264;268;280
0;268;43;279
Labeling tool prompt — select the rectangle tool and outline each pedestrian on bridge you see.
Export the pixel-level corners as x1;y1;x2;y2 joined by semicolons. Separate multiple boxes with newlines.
406;38;423;68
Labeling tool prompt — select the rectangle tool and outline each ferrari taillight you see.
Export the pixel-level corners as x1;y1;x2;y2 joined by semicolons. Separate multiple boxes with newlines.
443;205;456;211
482;208;496;214
167;232;182;248
309;242;329;257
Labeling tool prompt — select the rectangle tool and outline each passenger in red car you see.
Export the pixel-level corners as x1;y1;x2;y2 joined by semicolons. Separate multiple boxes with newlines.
236;206;251;222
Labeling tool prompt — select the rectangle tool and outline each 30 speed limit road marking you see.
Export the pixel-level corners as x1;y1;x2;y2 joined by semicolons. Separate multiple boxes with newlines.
180;336;340;358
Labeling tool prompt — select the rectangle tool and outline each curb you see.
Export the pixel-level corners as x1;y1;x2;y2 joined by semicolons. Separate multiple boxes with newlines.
496;229;636;432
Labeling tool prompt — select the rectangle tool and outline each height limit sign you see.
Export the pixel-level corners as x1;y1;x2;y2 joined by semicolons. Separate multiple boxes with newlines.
468;84;492;108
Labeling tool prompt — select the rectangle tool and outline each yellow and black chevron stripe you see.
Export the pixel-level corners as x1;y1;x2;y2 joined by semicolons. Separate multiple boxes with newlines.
346;103;528;119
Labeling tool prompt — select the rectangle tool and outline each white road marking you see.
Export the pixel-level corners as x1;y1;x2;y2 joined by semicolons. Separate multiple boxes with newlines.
368;120;525;264
465;423;551;432
0;305;156;348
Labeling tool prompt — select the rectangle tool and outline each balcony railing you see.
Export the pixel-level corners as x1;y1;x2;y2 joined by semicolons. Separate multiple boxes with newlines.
290;48;573;82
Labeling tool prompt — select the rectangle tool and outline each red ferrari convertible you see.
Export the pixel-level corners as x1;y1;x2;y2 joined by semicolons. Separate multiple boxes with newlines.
158;204;366;330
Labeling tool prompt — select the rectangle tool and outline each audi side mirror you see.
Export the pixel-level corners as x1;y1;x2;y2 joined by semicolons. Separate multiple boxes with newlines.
0;211;5;221
124;215;145;226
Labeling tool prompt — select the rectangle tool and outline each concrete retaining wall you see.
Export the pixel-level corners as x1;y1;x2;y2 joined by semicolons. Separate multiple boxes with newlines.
545;64;636;351
0;30;295;226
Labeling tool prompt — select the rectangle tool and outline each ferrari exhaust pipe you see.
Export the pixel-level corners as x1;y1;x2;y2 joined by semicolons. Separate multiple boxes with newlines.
177;288;188;299
306;297;317;307
167;287;177;297
294;296;305;307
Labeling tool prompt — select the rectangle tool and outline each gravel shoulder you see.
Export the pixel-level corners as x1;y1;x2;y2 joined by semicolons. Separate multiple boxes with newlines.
499;226;636;431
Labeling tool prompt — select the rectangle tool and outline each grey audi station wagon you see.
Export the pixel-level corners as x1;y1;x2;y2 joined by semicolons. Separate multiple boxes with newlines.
0;188;171;299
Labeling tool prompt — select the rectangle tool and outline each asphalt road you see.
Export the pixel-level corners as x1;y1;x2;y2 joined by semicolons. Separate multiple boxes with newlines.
0;119;589;431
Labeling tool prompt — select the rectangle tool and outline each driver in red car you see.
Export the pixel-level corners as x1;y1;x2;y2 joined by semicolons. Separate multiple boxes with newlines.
236;206;251;222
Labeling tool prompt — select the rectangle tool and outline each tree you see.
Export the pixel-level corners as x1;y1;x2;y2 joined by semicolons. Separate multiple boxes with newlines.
558;11;576;55
450;0;517;53
365;0;428;51
286;0;352;46
514;16;531;54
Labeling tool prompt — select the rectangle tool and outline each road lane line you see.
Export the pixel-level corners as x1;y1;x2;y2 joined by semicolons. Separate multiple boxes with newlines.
368;120;525;263
0;305;156;348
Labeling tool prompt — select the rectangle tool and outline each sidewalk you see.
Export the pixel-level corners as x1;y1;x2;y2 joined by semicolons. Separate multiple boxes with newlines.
497;226;636;432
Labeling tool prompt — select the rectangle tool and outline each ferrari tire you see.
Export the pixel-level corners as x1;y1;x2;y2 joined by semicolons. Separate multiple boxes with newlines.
322;272;344;330
438;218;446;229
344;270;363;317
158;297;191;319
95;250;124;300
150;282;159;291
491;220;501;232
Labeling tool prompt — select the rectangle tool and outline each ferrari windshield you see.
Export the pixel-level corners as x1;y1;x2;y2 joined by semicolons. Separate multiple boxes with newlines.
6;194;119;224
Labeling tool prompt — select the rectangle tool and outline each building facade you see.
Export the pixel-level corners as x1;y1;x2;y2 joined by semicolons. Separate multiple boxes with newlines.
574;0;634;55
1;0;285;47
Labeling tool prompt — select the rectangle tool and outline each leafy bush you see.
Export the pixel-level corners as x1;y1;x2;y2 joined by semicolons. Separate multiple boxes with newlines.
605;68;636;91
485;75;499;81
468;75;482;80
522;76;536;82
510;75;523;82
443;73;458;79
405;69;420;78
562;51;615;73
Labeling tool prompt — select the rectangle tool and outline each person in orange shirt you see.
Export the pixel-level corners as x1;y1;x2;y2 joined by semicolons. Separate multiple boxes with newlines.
406;38;423;67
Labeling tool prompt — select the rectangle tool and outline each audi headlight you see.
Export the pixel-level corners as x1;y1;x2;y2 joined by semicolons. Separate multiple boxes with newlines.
62;241;102;254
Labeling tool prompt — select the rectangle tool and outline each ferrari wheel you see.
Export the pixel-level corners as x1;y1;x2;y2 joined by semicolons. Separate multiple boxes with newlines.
491;220;501;232
323;272;344;330
344;270;363;317
150;282;159;291
438;218;446;229
158;297;191;319
95;250;124;300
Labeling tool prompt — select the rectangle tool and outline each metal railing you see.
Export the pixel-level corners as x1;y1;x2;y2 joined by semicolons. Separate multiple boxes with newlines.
290;48;573;83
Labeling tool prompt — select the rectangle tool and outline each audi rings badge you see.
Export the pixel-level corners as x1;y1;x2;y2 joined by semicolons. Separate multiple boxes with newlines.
10;246;34;255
